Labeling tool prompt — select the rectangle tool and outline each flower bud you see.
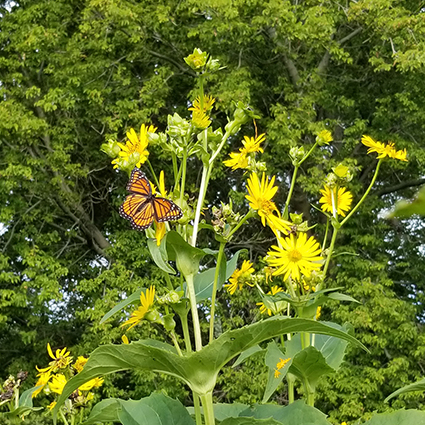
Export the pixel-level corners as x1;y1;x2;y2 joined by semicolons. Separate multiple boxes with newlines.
184;48;208;70
101;139;121;158
316;130;333;146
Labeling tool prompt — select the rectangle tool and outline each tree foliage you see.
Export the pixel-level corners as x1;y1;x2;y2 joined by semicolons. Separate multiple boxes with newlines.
1;0;425;423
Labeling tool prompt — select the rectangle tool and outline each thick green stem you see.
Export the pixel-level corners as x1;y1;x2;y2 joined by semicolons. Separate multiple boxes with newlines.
340;159;383;227
322;227;339;280
191;164;209;247
321;218;330;251
306;384;315;407
193;393;203;425
199;392;215;425
287;373;295;404
209;242;226;343
180;311;192;352
180;149;188;206
185;274;203;351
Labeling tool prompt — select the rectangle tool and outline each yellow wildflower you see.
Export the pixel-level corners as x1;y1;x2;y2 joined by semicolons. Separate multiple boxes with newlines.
79;377;104;392
225;260;255;295
155;222;166;246
112;124;156;169
32;371;51;398
73;356;88;373
316;306;322;320
361;135;407;161
246;173;291;234
241;134;265;154
49;374;67;394
316;130;333;145
36;344;72;374
48;401;57;411
122;335;129;344
122;286;155;330
267;233;323;281
319;186;353;217
223;151;248;170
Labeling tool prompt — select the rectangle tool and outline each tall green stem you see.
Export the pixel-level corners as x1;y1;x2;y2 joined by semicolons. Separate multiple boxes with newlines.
227;210;253;239
185;274;203;351
287;374;295;404
322;227;339;280
200;392;215;425
191;164;209;247
180;149;188;206
340;159;383;227
209;242;226;343
193;393;203;425
180;311;192;353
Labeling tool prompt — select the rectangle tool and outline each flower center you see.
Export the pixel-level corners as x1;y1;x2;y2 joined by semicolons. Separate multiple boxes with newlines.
260;200;276;216
288;249;303;263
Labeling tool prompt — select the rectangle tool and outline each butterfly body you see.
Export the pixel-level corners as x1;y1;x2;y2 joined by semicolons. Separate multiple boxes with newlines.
120;168;183;230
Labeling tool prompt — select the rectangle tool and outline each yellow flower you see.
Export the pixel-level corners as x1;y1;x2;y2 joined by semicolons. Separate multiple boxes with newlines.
122;335;129;344
122;286;155;330
36;344;73;375
241;134;265;154
79;377;104;391
333;164;350;179
319;186;353;217
188;95;215;113
184;48;208;70
112;124;156;169
48;401;57;411
73;356;88;373
276;357;291;370
49;374;67;394
225;260;255;295
155;222;166;246
189;95;215;129
32;371;51;398
267;233;323;281
158;171;167;197
341;422;347;425
315;306;322;320
274;369;281;378
257;285;284;316
316;130;333;145
223;151;248;170
246;173;291;234
361;135;407;161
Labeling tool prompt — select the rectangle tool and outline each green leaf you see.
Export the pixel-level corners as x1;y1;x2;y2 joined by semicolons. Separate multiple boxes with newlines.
117;394;195;425
220;418;283;425
240;400;331;425
388;185;425;218
313;322;351;371
288;346;335;391
82;399;121;424
18;386;39;408
54;317;367;422
148;235;176;275
232;345;264;368
363;409;425;424
212;403;250;421
100;288;143;324
326;292;359;303
166;231;205;277
263;341;293;402
385;378;425;402
194;249;244;302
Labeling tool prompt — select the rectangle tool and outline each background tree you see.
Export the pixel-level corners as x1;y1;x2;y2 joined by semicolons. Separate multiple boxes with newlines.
1;0;425;423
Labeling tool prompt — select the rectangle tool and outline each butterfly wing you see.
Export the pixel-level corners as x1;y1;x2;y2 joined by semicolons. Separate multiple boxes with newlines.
153;197;183;223
119;194;155;230
127;168;151;197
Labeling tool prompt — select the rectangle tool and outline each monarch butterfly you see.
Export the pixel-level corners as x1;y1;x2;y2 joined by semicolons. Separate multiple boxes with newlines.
119;168;183;230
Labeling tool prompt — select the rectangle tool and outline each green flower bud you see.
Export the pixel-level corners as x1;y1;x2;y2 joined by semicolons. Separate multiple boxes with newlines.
145;310;163;324
184;48;208;70
163;314;176;332
289;213;304;225
101;139;121;158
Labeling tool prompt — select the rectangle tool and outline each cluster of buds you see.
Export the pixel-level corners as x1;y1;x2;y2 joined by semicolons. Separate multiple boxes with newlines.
0;372;28;403
211;201;242;240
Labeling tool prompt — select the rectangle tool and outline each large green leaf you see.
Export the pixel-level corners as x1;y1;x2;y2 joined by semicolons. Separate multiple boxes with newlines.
233;345;264;368
117;394;195;425
239;400;331;425
166;231;205;277
82;399;122;424
385;378;425;402
262;341;292;403
220;418;283;425
147;235;176;275
194;249;244;302
54;317;367;422
100;288;143;324
288;346;335;391
363;409;425;424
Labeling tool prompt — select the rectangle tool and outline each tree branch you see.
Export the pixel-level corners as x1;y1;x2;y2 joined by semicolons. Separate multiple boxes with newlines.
375;178;425;197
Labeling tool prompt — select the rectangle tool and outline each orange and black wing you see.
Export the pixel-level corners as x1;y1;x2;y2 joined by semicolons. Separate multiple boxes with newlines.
127;168;151;197
153;197;183;223
119;194;155;230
